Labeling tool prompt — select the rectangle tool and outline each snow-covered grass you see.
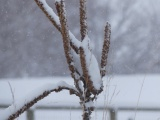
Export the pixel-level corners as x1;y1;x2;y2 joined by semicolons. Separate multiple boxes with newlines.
0;75;160;120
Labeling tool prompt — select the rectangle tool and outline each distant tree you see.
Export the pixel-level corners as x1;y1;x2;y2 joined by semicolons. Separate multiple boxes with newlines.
1;0;111;120
1;0;160;78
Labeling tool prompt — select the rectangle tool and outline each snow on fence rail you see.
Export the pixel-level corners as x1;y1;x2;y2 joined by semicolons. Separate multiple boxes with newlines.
1;75;160;119
1;104;160;120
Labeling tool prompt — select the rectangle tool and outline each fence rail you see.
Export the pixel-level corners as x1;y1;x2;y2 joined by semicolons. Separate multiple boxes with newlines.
1;104;160;120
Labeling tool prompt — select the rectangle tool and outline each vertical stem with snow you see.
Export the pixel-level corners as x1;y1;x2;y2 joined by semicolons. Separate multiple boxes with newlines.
33;0;111;120
58;0;83;95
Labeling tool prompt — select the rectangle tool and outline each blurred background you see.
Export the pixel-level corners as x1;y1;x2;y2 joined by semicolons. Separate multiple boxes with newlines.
0;0;160;78
1;0;160;120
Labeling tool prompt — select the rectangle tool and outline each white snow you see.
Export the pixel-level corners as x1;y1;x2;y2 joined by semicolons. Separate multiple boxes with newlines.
39;0;60;25
1;75;160;119
85;101;94;108
0;81;76;120
69;31;81;48
78;81;84;91
81;35;102;90
55;0;61;2
71;48;82;74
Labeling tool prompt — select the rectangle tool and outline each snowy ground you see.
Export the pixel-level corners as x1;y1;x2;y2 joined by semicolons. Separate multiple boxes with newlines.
0;75;160;120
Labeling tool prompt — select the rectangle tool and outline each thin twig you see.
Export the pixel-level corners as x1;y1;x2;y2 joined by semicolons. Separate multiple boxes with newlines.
133;75;146;120
8;81;15;105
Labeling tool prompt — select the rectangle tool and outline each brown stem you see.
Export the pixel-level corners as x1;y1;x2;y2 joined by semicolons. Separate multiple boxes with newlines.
100;22;111;77
79;0;91;94
55;1;61;17
80;100;94;120
79;0;100;95
82;110;90;120
80;0;88;40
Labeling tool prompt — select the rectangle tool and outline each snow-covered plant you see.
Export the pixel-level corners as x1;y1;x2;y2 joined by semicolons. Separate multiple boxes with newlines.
1;0;111;120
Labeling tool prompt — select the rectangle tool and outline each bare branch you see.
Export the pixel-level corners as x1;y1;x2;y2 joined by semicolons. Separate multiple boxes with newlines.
7;82;15;105
80;0;88;40
100;22;111;77
1;82;78;120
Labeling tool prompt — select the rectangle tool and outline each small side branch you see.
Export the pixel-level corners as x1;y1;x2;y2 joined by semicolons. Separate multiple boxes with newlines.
35;0;61;31
80;0;88;40
0;81;78;120
100;22;111;77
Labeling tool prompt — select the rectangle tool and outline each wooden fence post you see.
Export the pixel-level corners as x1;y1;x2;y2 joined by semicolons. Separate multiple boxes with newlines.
26;109;34;120
110;108;117;120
